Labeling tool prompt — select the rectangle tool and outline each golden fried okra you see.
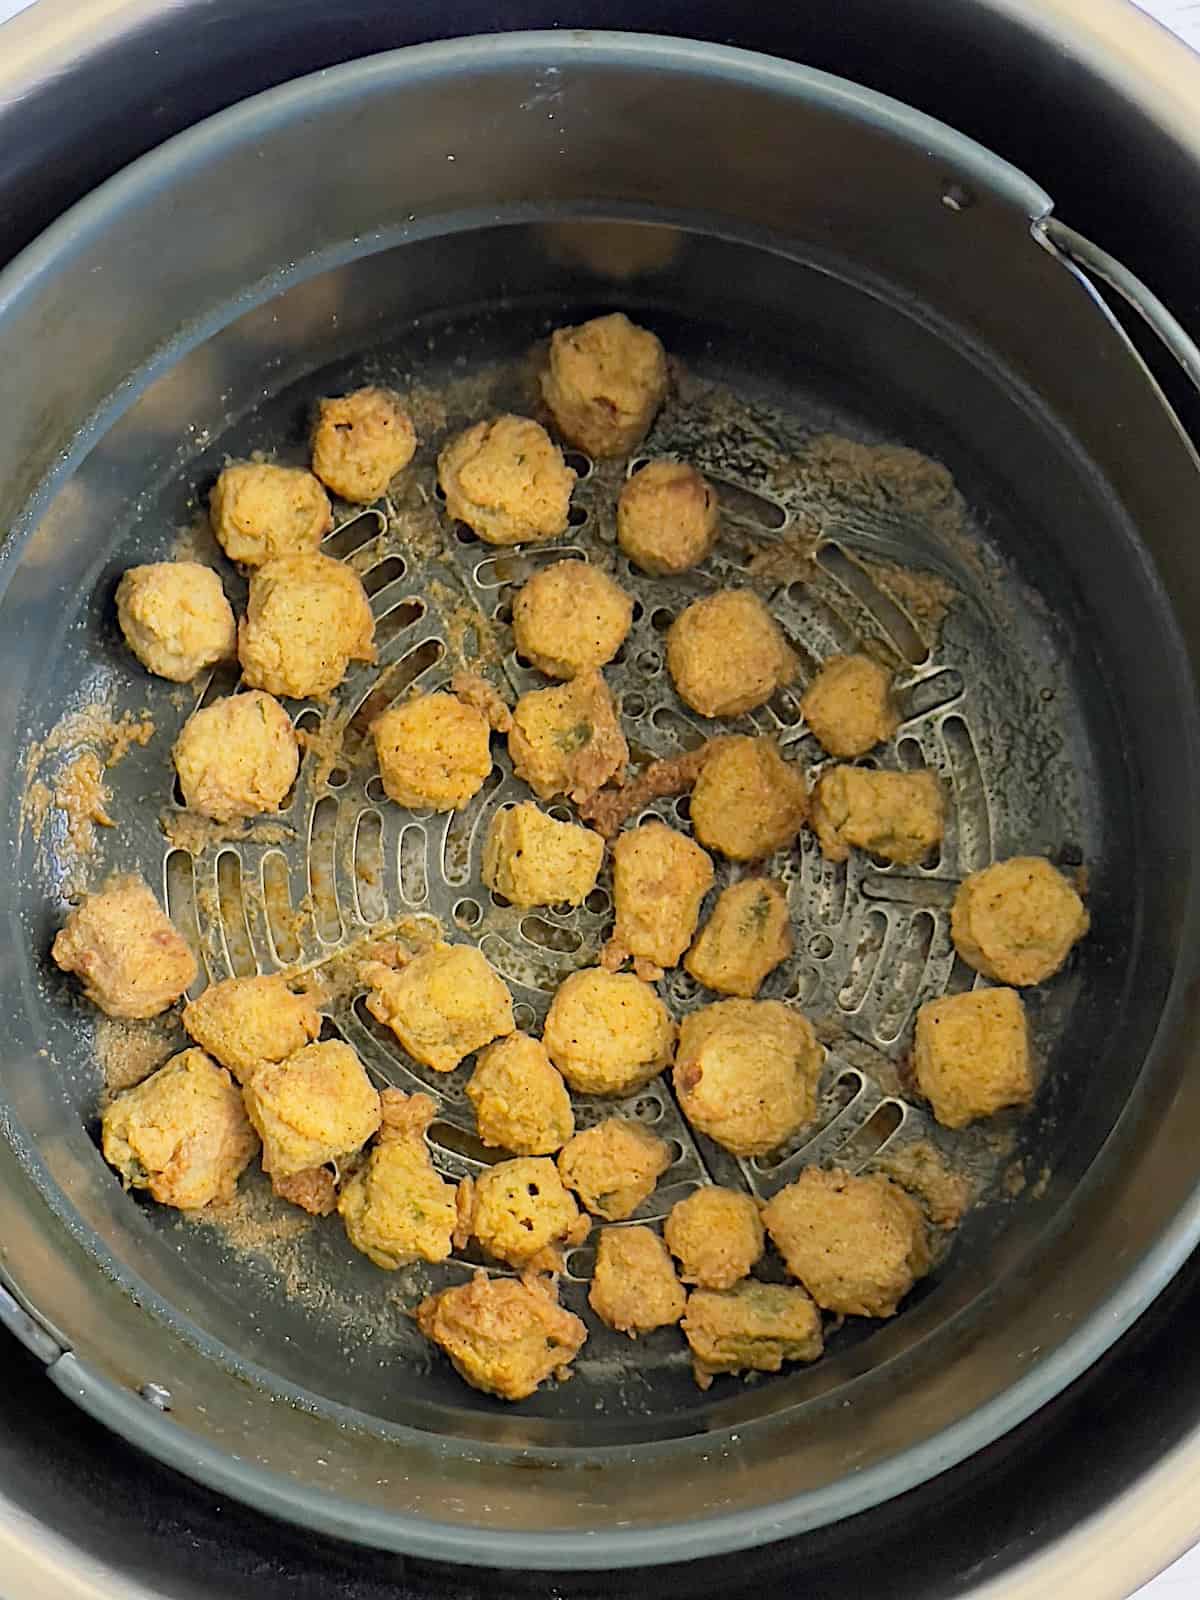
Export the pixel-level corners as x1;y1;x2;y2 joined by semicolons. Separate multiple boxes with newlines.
809;765;944;866
762;1166;930;1319
102;1049;258;1210
311;386;417;504
577;738;730;839
604;820;713;977
689;736;808;862
467;1032;575;1155
557;1117;672;1221
674;999;821;1158
508;669;629;803
951;856;1089;986
449;669;512;734
116;562;236;682
667;590;797;719
172;690;299;822
512;559;633;678
664;1186;765;1289
617;460;719;576
362;942;514;1074
913;986;1032;1129
685;879;792;998
438;415;575;545
416;1270;587;1401
182;974;321;1084
873;1140;972;1231
52;874;197;1019
682;1281;823;1390
542;968;676;1096
238;551;375;700
242;1039;381;1181
272;1166;338;1216
541;312;668;458
338;1089;458;1269
481;802;604;908
209;461;331;565
457;1156;589;1272
371;691;492;812
801;653;899;759
589;1225;686;1336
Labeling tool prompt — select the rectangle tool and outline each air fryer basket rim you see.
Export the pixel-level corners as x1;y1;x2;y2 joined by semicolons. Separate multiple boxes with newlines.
2;29;1200;1570
0;29;1053;551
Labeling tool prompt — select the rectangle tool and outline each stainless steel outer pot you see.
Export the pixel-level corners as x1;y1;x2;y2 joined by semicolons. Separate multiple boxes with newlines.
4;2;1200;1596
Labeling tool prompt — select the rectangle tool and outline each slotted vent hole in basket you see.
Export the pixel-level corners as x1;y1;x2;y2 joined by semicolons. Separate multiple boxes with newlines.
164;850;204;989
323;508;386;560
816;543;929;665
362;556;409;598
941;712;992;871
343;638;445;755
846;1100;908;1166
711;475;788;531
352;811;387;925
838;910;890;1013
374;599;426;652
874;912;936;1042
308;796;342;944
442;766;504;887
261;851;303;966
216;850;257;978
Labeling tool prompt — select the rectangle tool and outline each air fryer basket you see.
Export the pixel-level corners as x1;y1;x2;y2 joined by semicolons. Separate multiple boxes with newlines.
2;33;1200;1568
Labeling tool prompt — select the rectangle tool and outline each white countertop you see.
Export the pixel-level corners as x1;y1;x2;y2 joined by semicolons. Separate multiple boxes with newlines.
1139;0;1200;49
0;0;1198;1593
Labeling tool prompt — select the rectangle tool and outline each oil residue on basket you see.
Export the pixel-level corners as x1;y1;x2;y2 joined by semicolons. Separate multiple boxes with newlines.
51;752;116;855
94;1013;184;1105
873;1139;974;1229
859;555;957;634
189;1170;313;1262
159;811;296;855
170;506;225;567
23;704;155;835
772;434;966;543
185;1169;432;1347
22;700;156;895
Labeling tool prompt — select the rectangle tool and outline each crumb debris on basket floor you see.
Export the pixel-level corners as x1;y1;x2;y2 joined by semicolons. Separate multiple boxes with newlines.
23;704;154;836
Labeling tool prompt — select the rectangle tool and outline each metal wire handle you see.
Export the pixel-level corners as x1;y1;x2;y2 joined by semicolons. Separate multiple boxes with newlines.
1038;216;1200;398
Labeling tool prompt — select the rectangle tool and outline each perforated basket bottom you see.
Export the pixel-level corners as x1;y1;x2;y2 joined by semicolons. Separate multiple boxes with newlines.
28;305;1094;1424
